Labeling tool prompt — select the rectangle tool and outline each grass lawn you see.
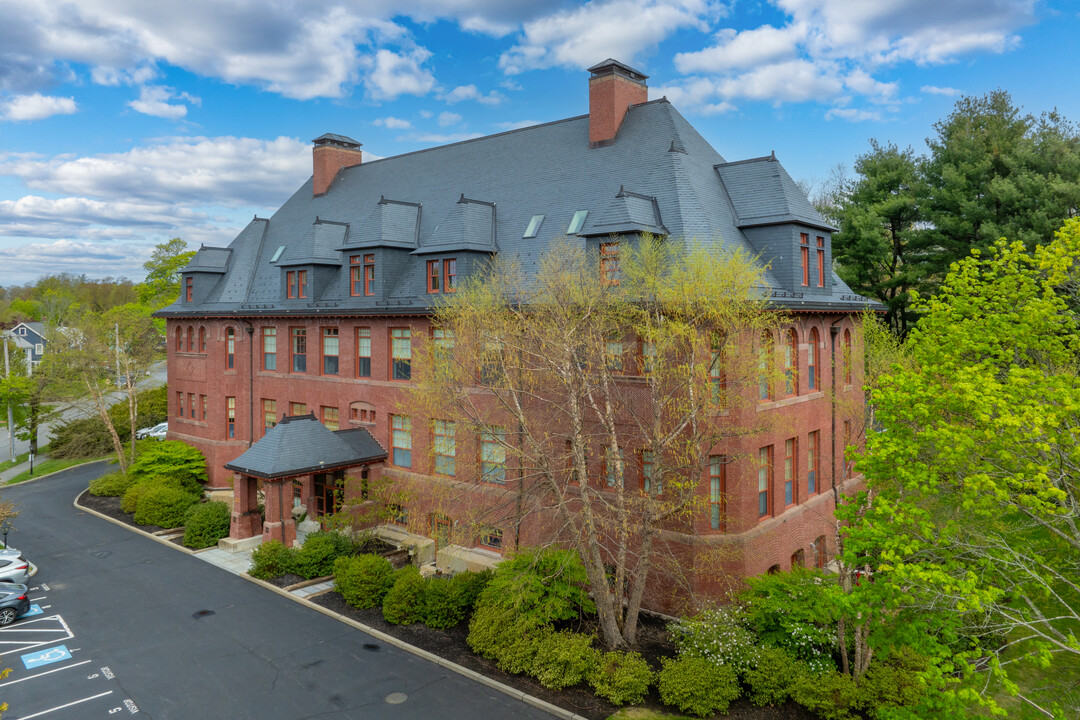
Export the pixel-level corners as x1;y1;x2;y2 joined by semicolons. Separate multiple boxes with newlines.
5;455;107;484
0;445;52;475
607;710;696;720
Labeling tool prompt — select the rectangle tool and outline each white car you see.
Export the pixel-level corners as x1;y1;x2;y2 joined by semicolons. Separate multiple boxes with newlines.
136;422;168;440
0;549;30;585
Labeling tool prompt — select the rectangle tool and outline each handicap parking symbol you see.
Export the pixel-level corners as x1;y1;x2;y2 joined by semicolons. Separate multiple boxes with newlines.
20;605;43;618
21;645;71;669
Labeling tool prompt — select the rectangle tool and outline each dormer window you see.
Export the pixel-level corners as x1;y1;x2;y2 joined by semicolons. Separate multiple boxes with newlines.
364;254;375;296
816;236;825;287
185;276;193;302
567;210;588;234
523;214;544;238
427;260;440;293
286;270;308;299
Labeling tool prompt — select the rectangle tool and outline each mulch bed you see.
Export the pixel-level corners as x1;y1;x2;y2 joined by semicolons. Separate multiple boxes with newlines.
310;590;818;720
78;490;169;534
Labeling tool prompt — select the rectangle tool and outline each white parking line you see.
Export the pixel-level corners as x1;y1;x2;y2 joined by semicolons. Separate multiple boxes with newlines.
0;616;74;657
0;660;92;688
14;690;112;719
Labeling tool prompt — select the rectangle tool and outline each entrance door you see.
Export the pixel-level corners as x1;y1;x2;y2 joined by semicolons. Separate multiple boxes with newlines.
313;472;344;517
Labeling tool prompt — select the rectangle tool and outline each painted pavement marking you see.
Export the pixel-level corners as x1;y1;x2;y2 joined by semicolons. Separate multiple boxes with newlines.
0;660;91;688
14;690;113;720
21;645;72;669
0;615;73;657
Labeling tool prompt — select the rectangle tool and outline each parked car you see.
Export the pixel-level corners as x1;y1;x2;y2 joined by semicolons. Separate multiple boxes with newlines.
0;583;30;625
147;422;168;440
136;422;168;440
0;549;30;585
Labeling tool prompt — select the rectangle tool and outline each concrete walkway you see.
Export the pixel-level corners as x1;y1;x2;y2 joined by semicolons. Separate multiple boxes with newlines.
0;454;48;484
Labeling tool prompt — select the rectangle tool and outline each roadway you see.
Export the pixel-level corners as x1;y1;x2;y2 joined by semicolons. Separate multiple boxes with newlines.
0;464;551;719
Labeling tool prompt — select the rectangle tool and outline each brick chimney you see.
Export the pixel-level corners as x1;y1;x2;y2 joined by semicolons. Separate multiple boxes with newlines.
588;59;648;147
312;133;363;196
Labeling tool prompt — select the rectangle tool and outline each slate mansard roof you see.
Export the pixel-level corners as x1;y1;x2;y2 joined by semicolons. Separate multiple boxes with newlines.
162;98;872;318
224;414;386;479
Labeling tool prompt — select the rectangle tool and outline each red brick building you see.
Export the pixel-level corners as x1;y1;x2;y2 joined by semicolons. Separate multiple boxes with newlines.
160;60;871;610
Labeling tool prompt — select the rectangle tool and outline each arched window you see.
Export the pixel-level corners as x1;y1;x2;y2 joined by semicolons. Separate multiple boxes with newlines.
174;326;182;351
807;328;819;391
791;548;805;568
843;328;852;385
784;329;798;396
226;327;235;370
186;326;194;352
758;331;773;402
814;536;827;568
198;326;206;353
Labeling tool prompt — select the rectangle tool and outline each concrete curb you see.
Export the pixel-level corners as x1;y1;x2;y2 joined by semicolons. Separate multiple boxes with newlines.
239;572;588;720
73;492;196;556
73;489;588;720
5;458;111;486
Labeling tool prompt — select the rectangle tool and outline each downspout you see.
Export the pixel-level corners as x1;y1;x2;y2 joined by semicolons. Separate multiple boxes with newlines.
829;318;843;505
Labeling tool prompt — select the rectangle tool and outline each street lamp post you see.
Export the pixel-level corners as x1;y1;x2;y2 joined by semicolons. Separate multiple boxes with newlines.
1;520;12;549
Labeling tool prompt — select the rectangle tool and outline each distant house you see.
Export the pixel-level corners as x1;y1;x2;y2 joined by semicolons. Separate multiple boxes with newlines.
159;59;875;611
5;322;48;371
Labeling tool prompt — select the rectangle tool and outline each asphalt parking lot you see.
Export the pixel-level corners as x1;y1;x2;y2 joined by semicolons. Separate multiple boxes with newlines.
0;463;552;720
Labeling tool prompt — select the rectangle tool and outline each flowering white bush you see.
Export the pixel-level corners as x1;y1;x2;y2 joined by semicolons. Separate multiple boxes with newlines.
669;604;761;678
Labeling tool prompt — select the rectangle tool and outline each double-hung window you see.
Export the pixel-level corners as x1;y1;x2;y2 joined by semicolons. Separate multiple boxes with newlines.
758;446;772;518
391;328;411;381
262;327;276;371
808;328;818;390
291;328;306;373
364;254;375;296
350;256;364;296
784;329;798;396
322;328;339;375
816;236;825;287
226;397;236;439
600;242;620;286
185;276;193;301
356;328;371;377
709;456;726;530
322;406;339;431
433;420;456;477
800;233;810;286
427;260;440;293
641;451;658;493
264;399;277;431
807;430;819;494
784;438;796;506
226;328;235;370
443;259;457;292
391;415;412;468
480;428;506;484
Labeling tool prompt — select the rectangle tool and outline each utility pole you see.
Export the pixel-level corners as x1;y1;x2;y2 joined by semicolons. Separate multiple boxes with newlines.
115;322;120;387
3;335;13;463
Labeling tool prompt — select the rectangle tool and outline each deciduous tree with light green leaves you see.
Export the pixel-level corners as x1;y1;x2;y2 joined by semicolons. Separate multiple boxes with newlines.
842;218;1080;718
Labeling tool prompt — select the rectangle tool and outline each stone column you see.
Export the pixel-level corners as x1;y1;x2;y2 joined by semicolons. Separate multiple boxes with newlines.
230;475;262;539
261;478;297;547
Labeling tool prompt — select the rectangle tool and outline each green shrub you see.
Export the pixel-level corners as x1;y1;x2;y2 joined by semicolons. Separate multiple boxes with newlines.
334;554;394;609
382;566;426;625
588;651;653;706
533;631;600;690
182;501;231;549
121;481;147;513
854;649;928;713
294;532;352;579
790;669;859;720
746;646;803;707
424;577;467;629
467;601;549;674
50;385;168;459
89;471;134;497
658;656;741;717
449;568;493;611
670;604;761;678
127;440;207;494
479;547;595;624
133;484;198;527
250;540;297;580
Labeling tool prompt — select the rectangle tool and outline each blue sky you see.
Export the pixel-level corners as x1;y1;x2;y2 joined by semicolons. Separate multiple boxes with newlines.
0;0;1075;286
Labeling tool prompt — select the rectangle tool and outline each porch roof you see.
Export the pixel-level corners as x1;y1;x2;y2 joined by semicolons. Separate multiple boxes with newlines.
223;413;386;480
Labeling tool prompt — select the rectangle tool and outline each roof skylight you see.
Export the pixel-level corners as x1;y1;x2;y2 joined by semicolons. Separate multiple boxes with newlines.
567;210;588;235
523;214;545;238
270;246;286;262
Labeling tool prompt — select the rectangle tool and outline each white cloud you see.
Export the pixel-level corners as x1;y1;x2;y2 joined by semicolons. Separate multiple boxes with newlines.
0;93;78;121
362;48;436;101
499;0;715;75
675;24;802;73
0;239;160;285
128;85;197;119
373;116;413;129
717;60;844;103
438;111;462;127
0;135;310;207
441;84;505;105
921;84;961;96
825;107;881;122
